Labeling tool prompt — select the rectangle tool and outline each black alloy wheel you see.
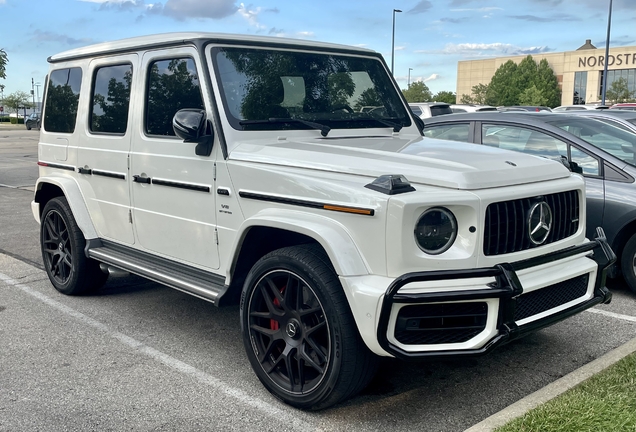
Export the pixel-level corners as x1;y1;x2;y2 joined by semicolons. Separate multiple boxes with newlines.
241;245;379;410
40;197;108;295
621;234;636;293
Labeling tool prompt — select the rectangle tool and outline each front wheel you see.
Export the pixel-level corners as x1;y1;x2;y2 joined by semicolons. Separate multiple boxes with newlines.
40;197;108;295
620;234;636;293
240;245;378;410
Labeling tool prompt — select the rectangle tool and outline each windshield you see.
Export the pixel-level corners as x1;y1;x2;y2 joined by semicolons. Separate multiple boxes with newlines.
546;117;636;166
211;47;411;133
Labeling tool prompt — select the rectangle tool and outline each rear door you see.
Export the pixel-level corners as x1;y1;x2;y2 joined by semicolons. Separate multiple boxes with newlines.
129;47;219;269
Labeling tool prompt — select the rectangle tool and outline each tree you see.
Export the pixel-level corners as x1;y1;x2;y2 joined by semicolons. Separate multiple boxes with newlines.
605;77;635;104
0;48;7;80
516;55;538;92
4;91;32;116
460;83;489;104
519;85;548;106
535;59;561;108
486;60;520;106
402;81;432;103
433;90;456;104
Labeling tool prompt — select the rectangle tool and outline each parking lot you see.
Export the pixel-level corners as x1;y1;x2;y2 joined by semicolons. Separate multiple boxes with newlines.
1;128;635;431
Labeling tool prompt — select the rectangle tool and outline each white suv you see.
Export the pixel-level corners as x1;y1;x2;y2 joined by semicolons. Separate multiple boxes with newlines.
33;32;614;410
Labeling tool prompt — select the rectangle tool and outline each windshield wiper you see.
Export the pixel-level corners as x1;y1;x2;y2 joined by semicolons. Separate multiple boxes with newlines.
239;118;331;137
366;117;403;132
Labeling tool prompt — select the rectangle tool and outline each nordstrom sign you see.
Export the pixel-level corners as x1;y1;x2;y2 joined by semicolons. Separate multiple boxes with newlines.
578;53;636;68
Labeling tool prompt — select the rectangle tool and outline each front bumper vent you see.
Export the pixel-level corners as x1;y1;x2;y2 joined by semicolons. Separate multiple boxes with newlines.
515;274;589;322
395;302;488;345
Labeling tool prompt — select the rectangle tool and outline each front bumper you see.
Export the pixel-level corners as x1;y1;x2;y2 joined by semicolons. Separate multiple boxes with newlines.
377;227;615;360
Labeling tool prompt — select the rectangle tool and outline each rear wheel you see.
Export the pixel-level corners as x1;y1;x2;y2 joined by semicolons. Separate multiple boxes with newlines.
40;197;108;295
240;245;378;410
621;234;636;293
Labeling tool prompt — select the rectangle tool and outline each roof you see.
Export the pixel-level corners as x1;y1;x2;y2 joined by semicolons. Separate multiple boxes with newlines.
49;32;377;63
576;39;597;50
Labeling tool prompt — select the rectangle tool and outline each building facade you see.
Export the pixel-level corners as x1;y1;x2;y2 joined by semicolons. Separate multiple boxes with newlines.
456;40;636;106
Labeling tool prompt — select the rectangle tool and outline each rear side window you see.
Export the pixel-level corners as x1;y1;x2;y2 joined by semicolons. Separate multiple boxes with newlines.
44;68;82;133
423;123;470;142
90;64;132;134
145;58;204;136
410;106;423;116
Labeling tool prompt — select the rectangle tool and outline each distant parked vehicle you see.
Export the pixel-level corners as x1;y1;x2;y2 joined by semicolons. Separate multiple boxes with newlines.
449;104;497;113
610;103;636;111
25;113;41;130
554;109;636;135
498;106;552;112
553;104;610;112
408;102;452;119
423;111;636;293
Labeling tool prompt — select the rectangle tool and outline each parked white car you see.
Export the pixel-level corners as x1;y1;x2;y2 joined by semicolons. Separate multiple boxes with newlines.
33;32;614;410
553;104;610;111
409;102;453;118
450;104;497;113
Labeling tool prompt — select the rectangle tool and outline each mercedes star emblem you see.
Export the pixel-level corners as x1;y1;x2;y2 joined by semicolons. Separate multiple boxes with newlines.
528;201;553;245
285;322;298;338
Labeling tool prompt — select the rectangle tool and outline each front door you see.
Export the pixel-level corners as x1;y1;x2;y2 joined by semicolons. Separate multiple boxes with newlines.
129;47;219;269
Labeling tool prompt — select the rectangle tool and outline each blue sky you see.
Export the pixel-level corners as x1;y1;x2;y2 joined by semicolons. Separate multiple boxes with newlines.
0;0;634;101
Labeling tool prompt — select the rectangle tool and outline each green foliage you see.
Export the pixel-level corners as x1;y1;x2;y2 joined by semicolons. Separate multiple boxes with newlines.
433;90;456;104
4;91;32;115
519;85;548;106
10;117;17;124
0;48;7;80
605;77;636;104
353;88;382;111
485;57;561;108
486;60;520;106
460;83;489;104
402;81;432;103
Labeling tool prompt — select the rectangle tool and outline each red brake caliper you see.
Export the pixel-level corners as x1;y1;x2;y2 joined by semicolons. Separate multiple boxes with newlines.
270;285;285;330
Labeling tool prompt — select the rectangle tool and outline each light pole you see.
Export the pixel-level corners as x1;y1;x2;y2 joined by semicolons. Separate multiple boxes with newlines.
35;82;41;113
391;9;402;75
601;0;613;106
408;68;413;87
31;78;35;113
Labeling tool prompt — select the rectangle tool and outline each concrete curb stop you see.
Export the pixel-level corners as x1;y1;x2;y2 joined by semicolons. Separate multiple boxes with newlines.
464;336;636;432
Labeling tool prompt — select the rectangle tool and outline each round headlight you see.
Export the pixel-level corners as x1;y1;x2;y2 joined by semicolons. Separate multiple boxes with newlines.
414;207;457;254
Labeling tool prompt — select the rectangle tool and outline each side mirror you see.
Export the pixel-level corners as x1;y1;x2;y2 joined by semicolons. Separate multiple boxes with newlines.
173;109;214;156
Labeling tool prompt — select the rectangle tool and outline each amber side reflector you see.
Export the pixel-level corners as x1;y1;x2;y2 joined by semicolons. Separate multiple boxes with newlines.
37;162;48;166
323;205;373;216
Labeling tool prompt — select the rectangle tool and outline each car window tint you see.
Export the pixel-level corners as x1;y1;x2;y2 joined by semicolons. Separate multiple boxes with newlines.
423;123;470;142
145;58;204;136
90;64;132;134
430;105;452;116
410;106;423;116
482;124;567;160
44;68;82;133
571;146;599;176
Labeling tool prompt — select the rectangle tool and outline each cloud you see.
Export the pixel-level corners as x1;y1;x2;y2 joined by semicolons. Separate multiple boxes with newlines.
509;13;580;22
79;0;238;20
296;31;315;39
237;2;265;29
418;42;554;57
408;0;432;14
450;7;502;12
29;30;95;46
423;74;439;82
439;17;469;23
596;36;636;47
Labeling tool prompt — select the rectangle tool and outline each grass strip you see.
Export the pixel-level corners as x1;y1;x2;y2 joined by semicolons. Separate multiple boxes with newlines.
495;353;636;432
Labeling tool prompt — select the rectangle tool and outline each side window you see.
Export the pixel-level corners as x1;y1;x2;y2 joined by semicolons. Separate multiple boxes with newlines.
410;106;422;116
482;124;567;160
571;146;600;176
423;123;470;142
90;64;132;134
44;68;82;133
146;58;204;136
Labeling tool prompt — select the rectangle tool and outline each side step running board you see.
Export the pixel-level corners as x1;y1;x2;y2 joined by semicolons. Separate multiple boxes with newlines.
86;240;227;305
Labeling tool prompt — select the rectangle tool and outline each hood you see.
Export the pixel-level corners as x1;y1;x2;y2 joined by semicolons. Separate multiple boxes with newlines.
228;135;570;190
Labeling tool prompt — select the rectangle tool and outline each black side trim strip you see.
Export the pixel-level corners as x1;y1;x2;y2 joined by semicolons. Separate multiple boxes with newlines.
238;191;375;216
42;162;75;171
92;169;126;180
152;178;211;193
77;167;92;175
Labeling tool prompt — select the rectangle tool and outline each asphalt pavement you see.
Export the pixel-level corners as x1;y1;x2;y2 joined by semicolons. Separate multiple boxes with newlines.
1;128;635;431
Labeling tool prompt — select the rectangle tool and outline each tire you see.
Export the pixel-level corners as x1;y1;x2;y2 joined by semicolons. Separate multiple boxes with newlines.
240;244;379;410
40;197;108;295
621;234;636;294
26;124;31;130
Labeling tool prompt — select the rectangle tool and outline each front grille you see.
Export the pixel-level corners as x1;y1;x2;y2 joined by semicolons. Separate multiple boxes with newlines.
394;302;488;345
515;274;589;322
484;190;579;256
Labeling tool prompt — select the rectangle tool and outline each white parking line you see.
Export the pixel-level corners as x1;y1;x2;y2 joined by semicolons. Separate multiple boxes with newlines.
586;307;636;323
0;271;315;430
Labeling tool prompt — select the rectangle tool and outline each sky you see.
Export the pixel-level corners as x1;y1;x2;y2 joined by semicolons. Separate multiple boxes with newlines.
0;0;634;102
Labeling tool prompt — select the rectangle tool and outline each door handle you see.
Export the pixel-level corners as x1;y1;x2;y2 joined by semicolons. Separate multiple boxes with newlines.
133;175;151;184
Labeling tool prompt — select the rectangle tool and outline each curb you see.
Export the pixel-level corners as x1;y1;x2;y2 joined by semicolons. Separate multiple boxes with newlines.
464;335;636;432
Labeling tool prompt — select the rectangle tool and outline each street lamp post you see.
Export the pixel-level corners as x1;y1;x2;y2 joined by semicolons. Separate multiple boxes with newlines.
408;68;413;87
35;83;41;113
601;0;613;106
391;9;402;75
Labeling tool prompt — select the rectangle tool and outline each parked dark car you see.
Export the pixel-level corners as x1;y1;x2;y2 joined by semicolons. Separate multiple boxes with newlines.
423;111;636;293
25;113;41;130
